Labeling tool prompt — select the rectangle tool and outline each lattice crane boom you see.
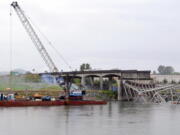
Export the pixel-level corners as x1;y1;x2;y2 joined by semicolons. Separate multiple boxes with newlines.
11;1;59;73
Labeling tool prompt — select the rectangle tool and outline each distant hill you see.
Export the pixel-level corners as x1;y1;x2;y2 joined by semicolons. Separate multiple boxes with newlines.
12;69;28;74
0;69;29;76
0;72;9;76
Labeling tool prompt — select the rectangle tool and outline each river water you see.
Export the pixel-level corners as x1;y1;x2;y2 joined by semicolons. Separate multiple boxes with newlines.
0;102;179;135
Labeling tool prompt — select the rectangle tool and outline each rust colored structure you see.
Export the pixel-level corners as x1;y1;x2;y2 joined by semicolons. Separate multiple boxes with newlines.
0;100;107;107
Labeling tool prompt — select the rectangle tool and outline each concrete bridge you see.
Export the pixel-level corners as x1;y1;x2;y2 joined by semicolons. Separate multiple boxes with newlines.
40;70;151;100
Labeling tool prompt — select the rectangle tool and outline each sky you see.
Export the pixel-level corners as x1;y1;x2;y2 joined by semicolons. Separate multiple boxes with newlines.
0;0;180;73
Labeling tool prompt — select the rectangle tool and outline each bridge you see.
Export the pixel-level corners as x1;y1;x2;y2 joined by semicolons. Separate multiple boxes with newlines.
40;69;152;100
40;69;180;103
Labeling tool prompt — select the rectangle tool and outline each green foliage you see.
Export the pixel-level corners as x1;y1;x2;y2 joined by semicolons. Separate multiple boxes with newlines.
171;80;176;84
24;73;41;82
173;72;180;75
94;80;100;85
39;85;62;91
158;65;174;75
72;78;81;85
0;75;62;91
163;79;168;84
100;90;117;99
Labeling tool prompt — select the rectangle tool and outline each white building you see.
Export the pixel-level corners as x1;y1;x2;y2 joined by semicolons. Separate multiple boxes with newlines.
151;75;180;83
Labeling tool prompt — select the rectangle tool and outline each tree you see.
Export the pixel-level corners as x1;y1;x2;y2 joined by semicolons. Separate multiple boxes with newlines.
80;64;85;71
158;65;165;75
86;63;91;70
163;79;168;84
152;71;157;74
157;65;174;75
80;63;92;71
164;66;174;75
24;73;41;82
171;80;176;84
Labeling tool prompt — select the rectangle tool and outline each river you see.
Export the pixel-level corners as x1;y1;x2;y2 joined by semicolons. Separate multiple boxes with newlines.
0;102;179;135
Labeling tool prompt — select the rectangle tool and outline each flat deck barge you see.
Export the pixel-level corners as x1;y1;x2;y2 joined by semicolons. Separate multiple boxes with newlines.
0;100;107;107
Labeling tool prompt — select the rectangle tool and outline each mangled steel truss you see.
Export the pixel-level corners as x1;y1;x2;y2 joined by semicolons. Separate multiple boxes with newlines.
122;81;180;103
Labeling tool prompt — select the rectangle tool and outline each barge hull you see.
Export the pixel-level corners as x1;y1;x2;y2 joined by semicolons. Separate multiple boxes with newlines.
0;100;107;107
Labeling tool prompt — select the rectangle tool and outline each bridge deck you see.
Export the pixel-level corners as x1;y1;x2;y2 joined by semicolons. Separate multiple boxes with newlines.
40;69;151;80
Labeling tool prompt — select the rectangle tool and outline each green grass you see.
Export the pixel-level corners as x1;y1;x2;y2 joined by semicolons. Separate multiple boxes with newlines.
0;82;63;91
0;75;62;90
39;85;63;91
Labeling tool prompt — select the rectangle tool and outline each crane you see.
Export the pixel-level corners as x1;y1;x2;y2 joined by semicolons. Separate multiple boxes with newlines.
11;1;59;73
11;1;84;99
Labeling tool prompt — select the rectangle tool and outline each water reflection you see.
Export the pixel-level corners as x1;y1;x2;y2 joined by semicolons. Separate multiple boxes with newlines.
0;102;179;135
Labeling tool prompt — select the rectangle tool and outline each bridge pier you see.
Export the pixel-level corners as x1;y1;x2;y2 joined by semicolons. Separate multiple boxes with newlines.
116;79;122;101
99;76;103;90
89;76;94;89
81;76;85;87
108;77;113;90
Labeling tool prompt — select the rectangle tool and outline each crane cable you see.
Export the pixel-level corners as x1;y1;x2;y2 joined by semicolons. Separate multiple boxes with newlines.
25;14;73;71
9;6;13;89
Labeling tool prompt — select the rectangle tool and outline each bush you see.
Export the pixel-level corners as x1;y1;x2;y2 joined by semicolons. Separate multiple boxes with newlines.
163;79;168;84
100;90;117;99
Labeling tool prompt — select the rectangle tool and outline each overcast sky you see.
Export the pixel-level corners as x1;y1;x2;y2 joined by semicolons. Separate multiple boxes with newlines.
0;0;180;72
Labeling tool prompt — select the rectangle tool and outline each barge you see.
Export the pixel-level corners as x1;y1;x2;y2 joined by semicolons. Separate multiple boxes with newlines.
0;91;107;107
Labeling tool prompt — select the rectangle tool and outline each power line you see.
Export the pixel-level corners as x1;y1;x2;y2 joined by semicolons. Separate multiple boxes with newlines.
9;5;13;89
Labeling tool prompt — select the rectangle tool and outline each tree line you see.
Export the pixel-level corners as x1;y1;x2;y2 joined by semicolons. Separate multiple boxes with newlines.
153;65;180;75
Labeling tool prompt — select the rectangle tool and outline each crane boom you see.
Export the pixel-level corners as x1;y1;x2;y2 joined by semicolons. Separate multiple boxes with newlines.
11;1;59;72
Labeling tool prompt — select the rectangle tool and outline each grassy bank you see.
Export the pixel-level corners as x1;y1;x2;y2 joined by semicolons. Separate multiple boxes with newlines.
0;90;63;97
0;75;63;91
86;90;117;100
